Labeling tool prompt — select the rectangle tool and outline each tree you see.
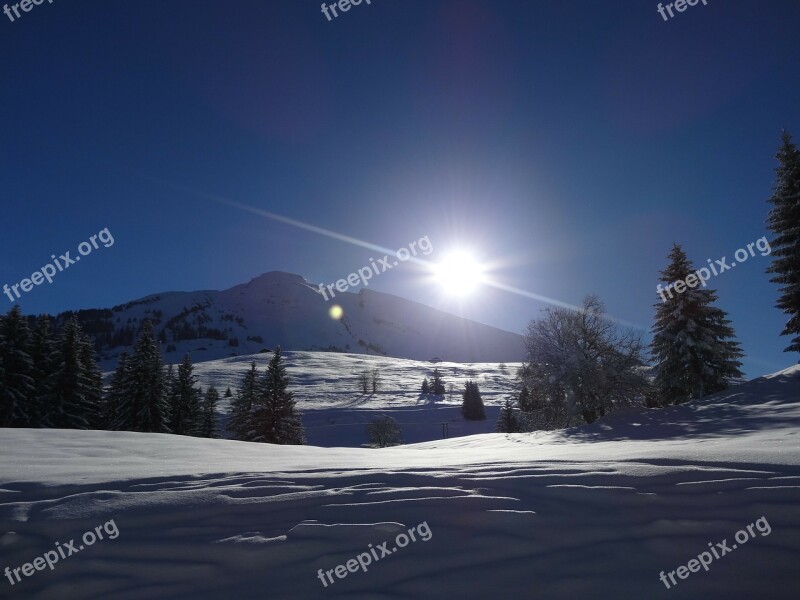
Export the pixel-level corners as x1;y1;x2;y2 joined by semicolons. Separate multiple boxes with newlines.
496;398;522;433
431;368;446;395
421;377;430;394
197;385;219;438
252;347;305;444
517;385;532;412
118;320;169;432
766;131;800;353
227;361;260;441
104;352;130;429
366;415;402;448
370;368;380;393
357;370;369;394
47;318;103;429
29;315;56;427
522;295;649;427
169;354;200;435
225;387;233;398
652;246;744;405
462;380;486;420
0;307;34;427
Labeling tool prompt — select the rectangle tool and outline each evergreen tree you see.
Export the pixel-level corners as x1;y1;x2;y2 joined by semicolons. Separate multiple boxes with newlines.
462;380;486;420
169;354;200;435
0;307;35;427
430;368;446;395
49;319;102;429
227;361;260;441
421;377;430;394
252;346;305;444
119;321;169;432
198;385;219;438
105;352;131;429
496;397;522;433
766;131;800;353
29;315;57;427
225;387;233;398
652;245;744;405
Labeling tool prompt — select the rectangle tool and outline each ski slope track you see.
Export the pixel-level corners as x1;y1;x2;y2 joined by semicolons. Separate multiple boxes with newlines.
1;366;798;599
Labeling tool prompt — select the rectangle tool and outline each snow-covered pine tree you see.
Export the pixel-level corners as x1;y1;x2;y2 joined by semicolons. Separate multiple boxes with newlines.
766;130;800;353
0;306;35;427
227;361;260;441
462;380;486;420
652;244;744;405
198;385;219;438
496;397;521;433
253;346;305;444
29;315;57;427
48;318;102;429
121;320;169;433
169;354;200;435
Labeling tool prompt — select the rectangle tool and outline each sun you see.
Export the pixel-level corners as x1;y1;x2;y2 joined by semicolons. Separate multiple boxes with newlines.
433;250;485;296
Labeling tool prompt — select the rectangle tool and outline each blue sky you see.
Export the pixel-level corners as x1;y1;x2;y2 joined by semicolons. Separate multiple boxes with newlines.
1;0;799;377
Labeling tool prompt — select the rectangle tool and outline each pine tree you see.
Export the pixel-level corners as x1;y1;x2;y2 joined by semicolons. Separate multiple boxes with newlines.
29;315;57;427
431;368;446;395
225;387;233;398
169;354;200;435
227;361;260;441
652;245;744;405
105;352;131;429
421;377;430;394
49;319;102;429
0;307;35;427
496;398;521;433
119;321;169;432
766;130;800;353
462;380;486;420
252;346;305;444
197;385;219;438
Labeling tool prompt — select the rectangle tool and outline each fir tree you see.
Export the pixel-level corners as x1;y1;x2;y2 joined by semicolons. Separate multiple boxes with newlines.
198;385;218;438
462;380;486;420
225;387;233;398
29;315;57;427
766;130;800;353
0;307;35;427
227;361;260;441
431;368;446;395
252;346;305;444
169;354;200;435
421;377;430;394
49;319;102;429
105;352;130;429
119;321;169;432
652;245;744;405
496;398;522;433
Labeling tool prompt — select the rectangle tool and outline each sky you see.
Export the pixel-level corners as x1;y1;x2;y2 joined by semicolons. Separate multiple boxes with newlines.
1;0;799;378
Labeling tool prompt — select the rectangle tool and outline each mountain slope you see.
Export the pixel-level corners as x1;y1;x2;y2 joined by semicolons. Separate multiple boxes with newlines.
58;272;524;367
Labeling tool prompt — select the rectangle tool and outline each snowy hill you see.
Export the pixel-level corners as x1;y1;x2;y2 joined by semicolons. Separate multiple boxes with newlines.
1;366;798;599
61;272;524;368
189;351;523;447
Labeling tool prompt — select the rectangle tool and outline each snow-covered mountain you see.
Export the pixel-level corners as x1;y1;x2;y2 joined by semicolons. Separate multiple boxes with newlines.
1;365;798;599
59;272;524;367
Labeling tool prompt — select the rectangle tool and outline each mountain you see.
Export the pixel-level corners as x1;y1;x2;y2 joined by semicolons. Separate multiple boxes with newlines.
53;272;525;366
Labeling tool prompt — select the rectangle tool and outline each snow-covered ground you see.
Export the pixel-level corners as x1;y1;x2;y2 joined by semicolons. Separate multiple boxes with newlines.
1;365;798;599
191;351;523;446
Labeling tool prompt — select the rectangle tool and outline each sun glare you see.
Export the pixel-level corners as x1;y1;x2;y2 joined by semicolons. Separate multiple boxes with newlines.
433;250;485;296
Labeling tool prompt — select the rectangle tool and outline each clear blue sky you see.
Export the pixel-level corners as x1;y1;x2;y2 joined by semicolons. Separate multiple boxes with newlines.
2;0;799;377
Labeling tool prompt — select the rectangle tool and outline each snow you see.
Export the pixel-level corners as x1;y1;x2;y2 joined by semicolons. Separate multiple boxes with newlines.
1;365;798;598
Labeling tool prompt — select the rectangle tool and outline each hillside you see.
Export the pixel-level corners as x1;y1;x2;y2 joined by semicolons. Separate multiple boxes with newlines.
1;366;798;599
57;272;525;368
